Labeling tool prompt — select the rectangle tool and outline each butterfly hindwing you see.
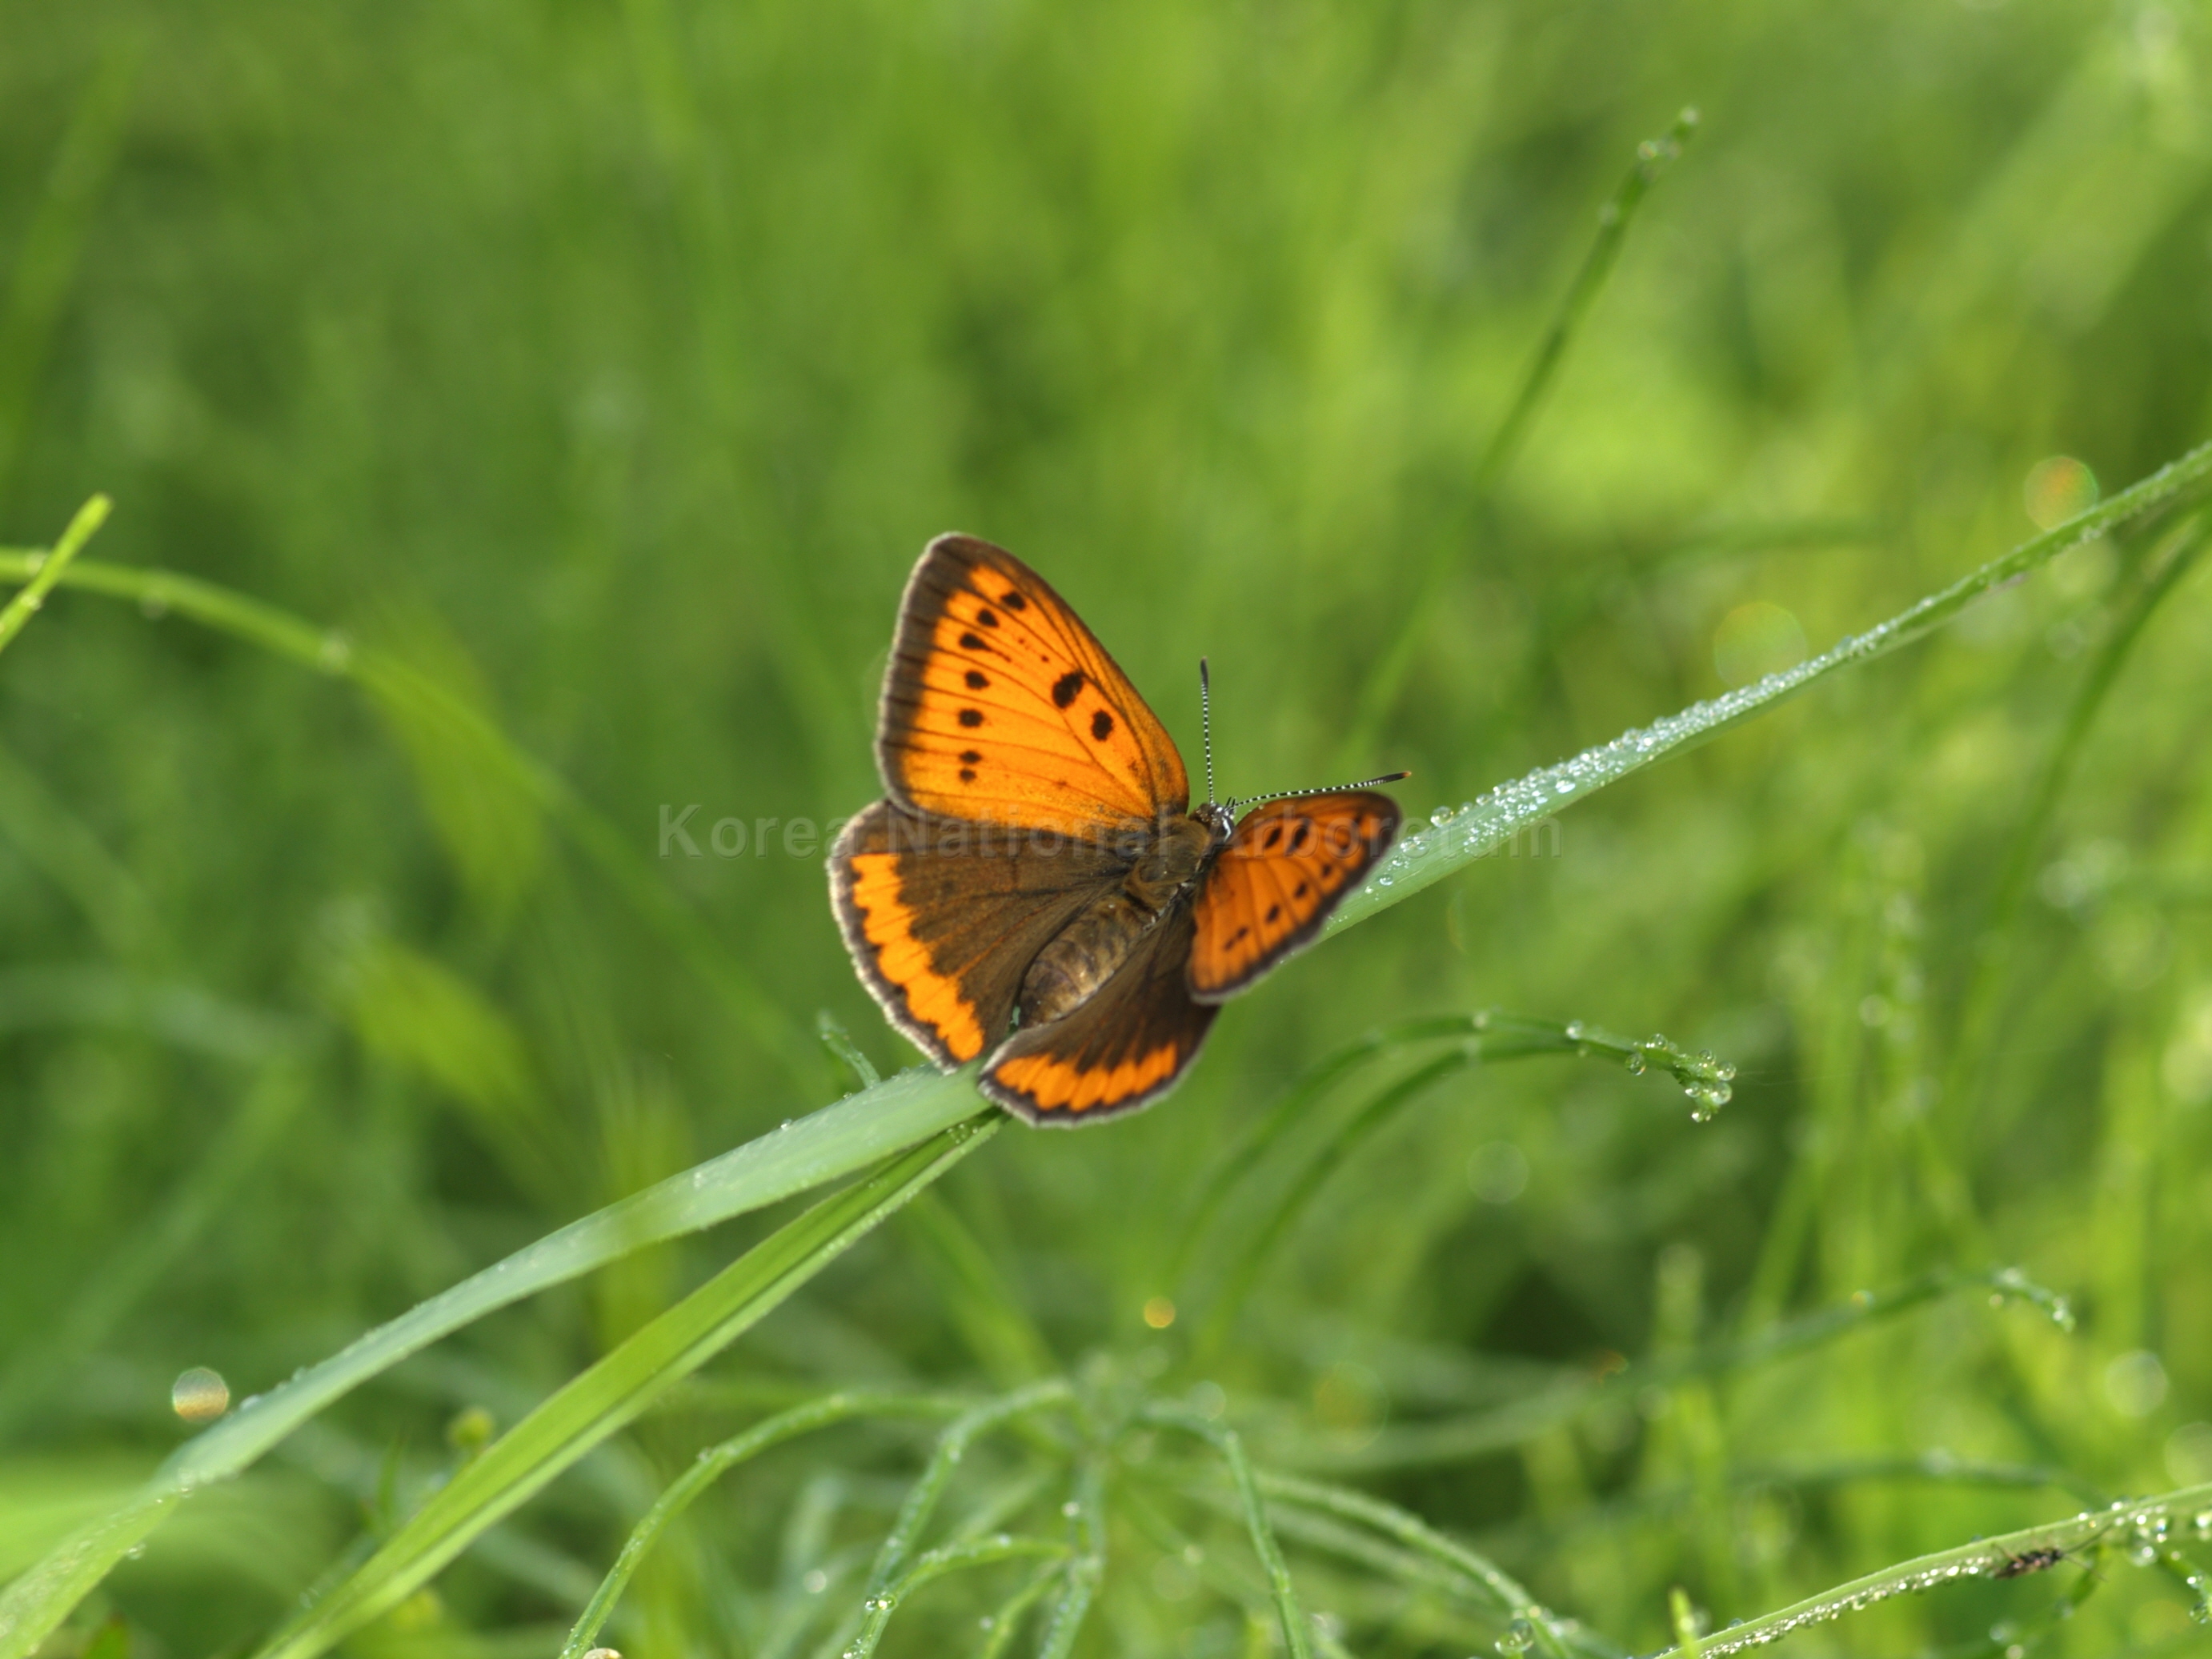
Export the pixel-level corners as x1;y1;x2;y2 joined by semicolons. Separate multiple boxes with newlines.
831;800;1128;1066
981;902;1217;1124
880;535;1188;836
1187;791;1401;1003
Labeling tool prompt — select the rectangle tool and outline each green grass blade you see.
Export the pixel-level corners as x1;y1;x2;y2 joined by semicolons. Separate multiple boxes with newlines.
1142;1405;1312;1659
1338;109;1699;768
1033;1460;1108;1659
861;1380;1075;1602
1323;435;2212;939
1166;1012;1728;1303
1649;1481;2212;1658
1252;1470;1599;1658
248;1113;1000;1659
1195;1012;1729;1348
559;1391;970;1659
0;741;169;960
972;1557;1066;1659
0;1065;984;1659
0;496;107;658
1160;1014;1477;1293
852;1535;1070;1659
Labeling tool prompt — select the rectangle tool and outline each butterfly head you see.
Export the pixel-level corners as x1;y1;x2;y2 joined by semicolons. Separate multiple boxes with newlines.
1192;798;1237;844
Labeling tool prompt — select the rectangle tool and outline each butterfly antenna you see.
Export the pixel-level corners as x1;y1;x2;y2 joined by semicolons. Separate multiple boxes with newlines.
1198;657;1217;807
1228;769;1412;814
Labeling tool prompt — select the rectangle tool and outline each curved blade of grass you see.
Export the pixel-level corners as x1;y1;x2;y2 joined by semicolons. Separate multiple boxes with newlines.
852;1535;1071;1659
1195;1014;1729;1350
0;543;809;1084
861;1379;1076;1605
559;1390;972;1659
1252;1469;1601;1659
0;1063;984;1659
1141;1403;1313;1659
1160;1014;1479;1293
974;1557;1067;1659
0;496;106;658
1034;1460;1108;1659
1165;1013;1731;1302
1323;435;2212;938
1649;1481;2212;1657
248;1112;999;1659
1340;110;1699;769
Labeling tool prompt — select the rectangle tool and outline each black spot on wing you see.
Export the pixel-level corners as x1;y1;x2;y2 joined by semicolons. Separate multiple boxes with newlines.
965;669;988;689
960;749;982;763
1001;590;1028;610
959;708;984;727
1052;671;1084;708
960;631;986;650
1092;710;1114;741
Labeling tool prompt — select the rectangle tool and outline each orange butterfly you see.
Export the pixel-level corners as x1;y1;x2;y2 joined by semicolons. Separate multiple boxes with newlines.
830;536;1405;1124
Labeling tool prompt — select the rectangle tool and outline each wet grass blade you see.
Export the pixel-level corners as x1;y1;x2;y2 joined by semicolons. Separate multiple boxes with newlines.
1324;435;2212;939
559;1391;971;1659
1142;1404;1313;1659
1648;1481;2212;1658
249;1113;1000;1659
0;1070;988;1659
0;496;106;659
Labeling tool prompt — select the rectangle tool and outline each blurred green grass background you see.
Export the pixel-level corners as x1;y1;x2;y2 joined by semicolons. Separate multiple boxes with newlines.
3;0;2212;1654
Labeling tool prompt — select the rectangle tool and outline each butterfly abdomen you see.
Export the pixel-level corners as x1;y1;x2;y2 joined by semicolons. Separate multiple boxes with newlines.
1019;892;1152;1026
1018;813;1218;1027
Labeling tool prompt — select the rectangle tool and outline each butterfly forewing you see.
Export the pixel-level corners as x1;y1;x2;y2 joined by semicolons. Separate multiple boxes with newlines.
881;535;1188;837
1187;791;1401;1002
981;904;1217;1124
